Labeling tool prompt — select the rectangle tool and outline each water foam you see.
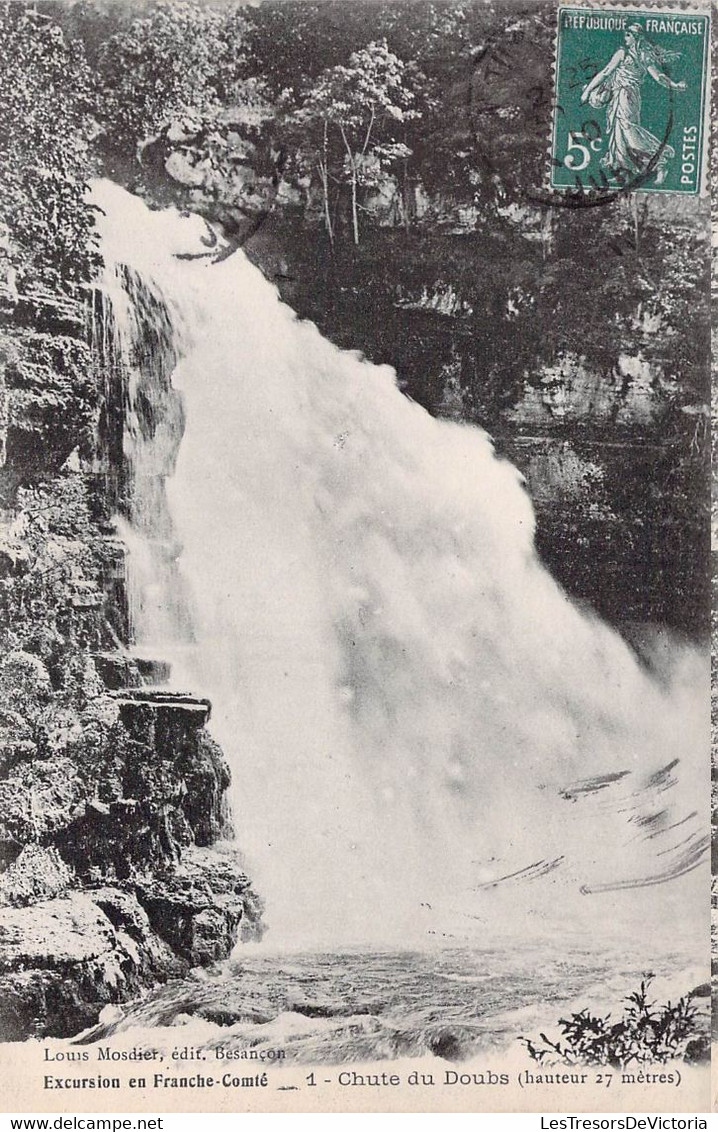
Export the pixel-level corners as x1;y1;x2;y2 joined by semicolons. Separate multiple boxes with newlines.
92;180;708;950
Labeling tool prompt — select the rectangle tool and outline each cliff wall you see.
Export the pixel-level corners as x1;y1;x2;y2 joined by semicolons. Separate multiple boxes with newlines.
0;264;263;1043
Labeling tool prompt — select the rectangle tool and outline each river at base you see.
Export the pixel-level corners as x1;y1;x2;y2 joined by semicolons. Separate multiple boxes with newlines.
86;940;708;1065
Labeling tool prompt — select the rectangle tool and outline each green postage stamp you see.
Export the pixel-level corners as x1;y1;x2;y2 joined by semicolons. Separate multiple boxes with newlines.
551;7;710;194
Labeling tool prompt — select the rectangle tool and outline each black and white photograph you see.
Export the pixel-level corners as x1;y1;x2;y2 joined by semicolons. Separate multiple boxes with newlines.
0;0;712;1114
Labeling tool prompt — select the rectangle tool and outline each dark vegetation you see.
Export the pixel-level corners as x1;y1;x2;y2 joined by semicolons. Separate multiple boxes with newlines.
520;976;709;1067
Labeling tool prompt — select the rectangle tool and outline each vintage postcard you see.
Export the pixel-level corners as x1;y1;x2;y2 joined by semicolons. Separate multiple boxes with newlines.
0;0;712;1116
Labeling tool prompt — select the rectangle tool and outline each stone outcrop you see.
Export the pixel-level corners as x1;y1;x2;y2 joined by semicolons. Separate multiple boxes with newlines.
0;676;264;1041
0;889;179;1041
0;840;262;1041
134;845;265;965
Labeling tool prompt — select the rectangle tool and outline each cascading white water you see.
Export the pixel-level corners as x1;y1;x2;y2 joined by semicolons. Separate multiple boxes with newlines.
93;180;708;951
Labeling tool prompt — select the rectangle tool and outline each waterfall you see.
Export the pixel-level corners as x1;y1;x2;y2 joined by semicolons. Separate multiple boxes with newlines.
94;241;193;652
92;180;708;950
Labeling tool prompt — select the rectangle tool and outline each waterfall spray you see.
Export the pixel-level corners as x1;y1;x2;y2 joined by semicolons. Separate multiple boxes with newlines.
93;180;708;950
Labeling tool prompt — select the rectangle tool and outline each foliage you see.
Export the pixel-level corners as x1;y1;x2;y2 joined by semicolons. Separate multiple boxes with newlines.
520;976;704;1067
245;1;419;94
95;1;250;153
287;40;423;244
0;6;99;290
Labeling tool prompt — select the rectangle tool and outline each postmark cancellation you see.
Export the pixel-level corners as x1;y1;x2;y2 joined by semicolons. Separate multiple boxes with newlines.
551;7;710;195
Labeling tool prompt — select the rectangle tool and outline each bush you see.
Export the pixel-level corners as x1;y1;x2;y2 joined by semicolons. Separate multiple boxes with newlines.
95;1;249;153
520;975;704;1067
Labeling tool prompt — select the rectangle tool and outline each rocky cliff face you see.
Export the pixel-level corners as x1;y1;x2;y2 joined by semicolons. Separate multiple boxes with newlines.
0;256;263;1043
0;647;264;1041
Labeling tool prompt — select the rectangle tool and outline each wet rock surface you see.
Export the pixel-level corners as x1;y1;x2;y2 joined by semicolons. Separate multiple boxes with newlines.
0;890;182;1040
0;673;264;1041
134;845;262;965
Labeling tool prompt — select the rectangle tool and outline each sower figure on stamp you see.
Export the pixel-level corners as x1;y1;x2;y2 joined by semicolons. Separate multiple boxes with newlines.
580;24;686;184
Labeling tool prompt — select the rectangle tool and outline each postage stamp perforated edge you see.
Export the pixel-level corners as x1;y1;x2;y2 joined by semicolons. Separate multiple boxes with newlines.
547;1;711;197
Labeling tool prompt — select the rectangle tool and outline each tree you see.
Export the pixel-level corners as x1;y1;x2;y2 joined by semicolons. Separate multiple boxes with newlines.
95;1;249;156
289;40;423;245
